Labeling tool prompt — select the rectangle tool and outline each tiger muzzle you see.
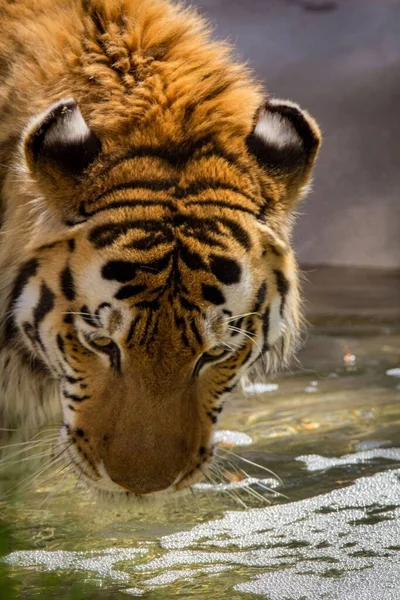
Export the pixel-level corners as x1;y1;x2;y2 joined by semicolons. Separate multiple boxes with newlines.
93;376;200;495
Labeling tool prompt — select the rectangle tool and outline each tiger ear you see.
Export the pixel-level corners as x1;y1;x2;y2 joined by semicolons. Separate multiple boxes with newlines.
246;99;321;211
23;98;101;224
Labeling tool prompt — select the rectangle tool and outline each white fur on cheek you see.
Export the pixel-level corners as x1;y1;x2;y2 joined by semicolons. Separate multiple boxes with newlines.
14;280;40;321
221;262;253;317
79;260;119;305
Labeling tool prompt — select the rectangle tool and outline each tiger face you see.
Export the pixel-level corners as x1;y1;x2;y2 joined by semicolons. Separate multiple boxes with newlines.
4;97;320;498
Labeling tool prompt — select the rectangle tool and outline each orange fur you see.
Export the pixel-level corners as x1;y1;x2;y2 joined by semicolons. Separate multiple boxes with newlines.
0;0;320;499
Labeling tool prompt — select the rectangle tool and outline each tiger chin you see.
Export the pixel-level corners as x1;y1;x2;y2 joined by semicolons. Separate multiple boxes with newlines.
0;0;321;501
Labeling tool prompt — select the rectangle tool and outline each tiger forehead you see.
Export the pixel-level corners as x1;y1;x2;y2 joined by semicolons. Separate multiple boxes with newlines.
78;138;272;234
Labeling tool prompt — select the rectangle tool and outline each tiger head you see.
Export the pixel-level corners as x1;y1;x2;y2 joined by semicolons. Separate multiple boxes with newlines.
4;96;320;498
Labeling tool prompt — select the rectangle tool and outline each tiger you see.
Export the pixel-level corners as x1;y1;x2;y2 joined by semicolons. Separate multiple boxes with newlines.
0;0;321;499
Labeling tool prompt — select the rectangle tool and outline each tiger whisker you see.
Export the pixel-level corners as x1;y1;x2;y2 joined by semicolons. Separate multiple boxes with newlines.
38;469;69;509
204;466;249;509
0;425;60;433
0;452;69;500
211;460;276;504
225;459;288;499
216;447;283;485
227;325;255;337
228;325;263;355
0;435;60;451
224;311;261;323
241;483;271;504
0;441;59;460
0;449;55;468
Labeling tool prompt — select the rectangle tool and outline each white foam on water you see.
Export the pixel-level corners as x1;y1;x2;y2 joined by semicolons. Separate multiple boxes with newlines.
213;429;253;446
297;448;400;471
194;476;279;492
386;367;400;377
3;467;400;599
304;385;318;393
4;547;147;585
243;382;279;394
235;557;400;600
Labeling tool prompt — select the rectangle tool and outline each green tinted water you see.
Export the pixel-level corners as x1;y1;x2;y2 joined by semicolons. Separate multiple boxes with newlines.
1;268;399;599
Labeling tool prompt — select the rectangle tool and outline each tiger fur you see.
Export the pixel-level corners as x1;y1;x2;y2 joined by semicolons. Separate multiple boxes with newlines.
0;0;321;498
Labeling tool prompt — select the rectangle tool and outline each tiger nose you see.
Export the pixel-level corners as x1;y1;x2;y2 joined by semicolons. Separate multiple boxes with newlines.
103;434;191;495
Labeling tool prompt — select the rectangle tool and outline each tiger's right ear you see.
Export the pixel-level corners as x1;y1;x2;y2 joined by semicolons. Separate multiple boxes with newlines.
246;99;321;212
23;98;101;224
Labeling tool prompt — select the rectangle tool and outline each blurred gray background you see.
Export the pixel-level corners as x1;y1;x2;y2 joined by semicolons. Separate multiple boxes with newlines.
193;0;400;269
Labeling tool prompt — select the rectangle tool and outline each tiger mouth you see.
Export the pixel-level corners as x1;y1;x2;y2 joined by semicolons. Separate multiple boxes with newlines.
60;430;212;499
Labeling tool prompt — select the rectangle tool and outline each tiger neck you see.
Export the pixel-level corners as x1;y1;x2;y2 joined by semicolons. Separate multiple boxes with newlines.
0;193;60;433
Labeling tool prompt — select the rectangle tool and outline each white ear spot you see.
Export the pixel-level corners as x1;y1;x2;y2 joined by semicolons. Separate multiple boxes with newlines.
254;102;302;150
42;100;91;146
25;98;91;150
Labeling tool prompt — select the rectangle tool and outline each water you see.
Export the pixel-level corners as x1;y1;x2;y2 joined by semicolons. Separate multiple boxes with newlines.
1;267;399;599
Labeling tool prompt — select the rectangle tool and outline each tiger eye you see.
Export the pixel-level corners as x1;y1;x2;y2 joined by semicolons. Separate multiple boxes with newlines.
91;336;113;348
206;346;226;357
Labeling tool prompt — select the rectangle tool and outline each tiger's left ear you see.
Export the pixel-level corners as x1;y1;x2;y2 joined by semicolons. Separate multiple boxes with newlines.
246;99;321;211
23;98;101;225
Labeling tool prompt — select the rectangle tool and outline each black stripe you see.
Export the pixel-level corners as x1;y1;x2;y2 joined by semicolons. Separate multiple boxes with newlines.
180;296;201;313
56;334;67;357
139;310;155;345
253;282;267;312
4;258;40;341
184;199;256;215
105;252;172;280
189;320;203;346
126;315;141;343
80;305;101;328
201;284;225;306
87;179;176;205
262;307;270;352
96;137;214;175
222;382;238;394
115;284;147;300
135;298;160;310
179;180;256;203
9;258;40;308
274;269;290;316
63;391;90;402
64;375;84;384
102;260;138;283
180;227;226;250
81;198;173;218
192;148;244;171
209;255;241;285
89;219;171;248
219;217;251;250
60;266;76;301
33;283;55;330
175;214;251;250
230;316;244;336
239;347;253;368
125;231;174;251
179;243;207;271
